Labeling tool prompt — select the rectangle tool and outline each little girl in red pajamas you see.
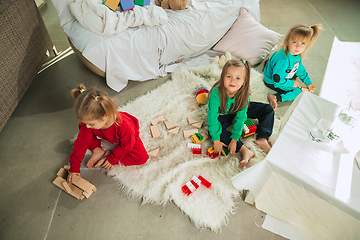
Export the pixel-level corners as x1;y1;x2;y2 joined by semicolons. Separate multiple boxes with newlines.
67;84;148;184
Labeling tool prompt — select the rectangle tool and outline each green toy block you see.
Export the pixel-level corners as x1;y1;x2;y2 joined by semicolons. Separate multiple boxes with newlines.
221;147;228;156
134;0;150;6
195;133;203;141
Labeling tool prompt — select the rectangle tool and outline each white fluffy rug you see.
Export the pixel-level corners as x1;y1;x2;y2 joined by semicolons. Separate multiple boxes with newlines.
107;63;280;232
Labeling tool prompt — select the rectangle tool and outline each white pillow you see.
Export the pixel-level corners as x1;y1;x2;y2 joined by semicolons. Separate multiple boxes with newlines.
51;0;76;27
213;7;283;66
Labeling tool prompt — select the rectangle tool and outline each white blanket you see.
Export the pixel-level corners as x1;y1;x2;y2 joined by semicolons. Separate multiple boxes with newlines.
52;0;260;92
69;0;168;36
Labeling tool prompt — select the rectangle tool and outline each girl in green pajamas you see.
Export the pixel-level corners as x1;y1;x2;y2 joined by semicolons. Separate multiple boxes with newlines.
208;60;274;167
264;24;322;109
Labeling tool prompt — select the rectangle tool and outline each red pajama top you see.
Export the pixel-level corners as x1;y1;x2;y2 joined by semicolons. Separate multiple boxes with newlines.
69;112;141;173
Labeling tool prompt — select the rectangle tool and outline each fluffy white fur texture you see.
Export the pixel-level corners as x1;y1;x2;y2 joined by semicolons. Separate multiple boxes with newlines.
106;63;280;232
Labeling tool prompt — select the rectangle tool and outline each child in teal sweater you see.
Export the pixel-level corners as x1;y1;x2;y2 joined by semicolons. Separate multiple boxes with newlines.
264;24;322;109
208;60;274;167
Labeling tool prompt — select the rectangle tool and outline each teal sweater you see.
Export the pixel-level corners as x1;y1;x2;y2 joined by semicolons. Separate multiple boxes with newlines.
207;88;248;141
264;49;312;90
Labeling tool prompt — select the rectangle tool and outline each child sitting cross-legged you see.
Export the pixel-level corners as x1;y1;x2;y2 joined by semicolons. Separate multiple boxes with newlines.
207;60;274;167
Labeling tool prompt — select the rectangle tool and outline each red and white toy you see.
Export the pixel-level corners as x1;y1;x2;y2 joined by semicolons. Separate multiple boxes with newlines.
181;175;212;196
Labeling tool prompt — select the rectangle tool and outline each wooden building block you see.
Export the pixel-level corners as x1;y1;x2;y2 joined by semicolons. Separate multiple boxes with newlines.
187;117;198;125
53;165;96;200
62;180;72;193
73;178;94;193
168;126;180;135
83;190;93;199
150;125;161;138
150;116;166;125
148;148;160;157
183;129;198;138
53;176;84;200
164;121;177;130
191;121;203;129
188;103;199;110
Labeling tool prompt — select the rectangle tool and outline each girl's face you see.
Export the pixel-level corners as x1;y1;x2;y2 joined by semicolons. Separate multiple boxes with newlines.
288;38;308;56
224;65;246;98
82;115;109;129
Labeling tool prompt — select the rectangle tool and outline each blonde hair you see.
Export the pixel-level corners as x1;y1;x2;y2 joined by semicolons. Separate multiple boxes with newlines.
71;84;120;124
209;59;250;115
283;24;322;57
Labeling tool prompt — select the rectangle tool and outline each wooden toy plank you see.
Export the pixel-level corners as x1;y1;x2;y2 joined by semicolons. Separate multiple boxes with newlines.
83;190;93;199
56;168;64;176
191;121;203;129
188;103;199;110
73;178;94;193
150;116;166;125
168;126;180;135
148;148;160;157
187;117;198;125
62;180;72;193
164;121;177;130
53;176;84;200
183;129;198;138
150;125;161;138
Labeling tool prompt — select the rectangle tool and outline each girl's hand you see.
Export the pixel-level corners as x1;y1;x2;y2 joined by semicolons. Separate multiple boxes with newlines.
228;139;237;155
307;83;316;92
214;140;227;160
293;81;299;88
67;172;81;184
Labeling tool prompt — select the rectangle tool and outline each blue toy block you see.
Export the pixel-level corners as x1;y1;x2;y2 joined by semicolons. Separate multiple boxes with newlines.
120;0;135;11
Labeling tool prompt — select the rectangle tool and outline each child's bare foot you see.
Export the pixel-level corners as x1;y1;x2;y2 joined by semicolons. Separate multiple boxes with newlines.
87;148;105;168
267;94;277;110
239;159;249;167
255;138;271;154
239;145;255;167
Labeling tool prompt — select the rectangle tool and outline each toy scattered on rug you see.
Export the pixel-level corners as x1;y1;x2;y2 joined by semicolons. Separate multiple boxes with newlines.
206;147;217;159
148;115;179;157
147;148;160;157
187;117;203;128
206;146;228;159
155;0;187;10
150;115;179;139
53;165;96;200
149;115;209;157
181;175;212;196
188;89;209;110
242;118;257;138
210;52;232;68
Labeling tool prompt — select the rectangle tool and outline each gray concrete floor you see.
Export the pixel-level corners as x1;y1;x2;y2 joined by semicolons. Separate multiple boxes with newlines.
1;0;359;239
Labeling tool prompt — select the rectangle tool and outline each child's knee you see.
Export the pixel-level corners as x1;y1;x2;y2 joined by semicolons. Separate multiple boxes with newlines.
264;104;274;114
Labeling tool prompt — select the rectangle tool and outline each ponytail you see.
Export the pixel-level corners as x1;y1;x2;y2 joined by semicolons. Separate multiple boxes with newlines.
70;84;121;124
71;84;86;100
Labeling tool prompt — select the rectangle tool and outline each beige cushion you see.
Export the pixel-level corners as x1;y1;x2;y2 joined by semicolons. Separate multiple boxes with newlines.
213;7;283;66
